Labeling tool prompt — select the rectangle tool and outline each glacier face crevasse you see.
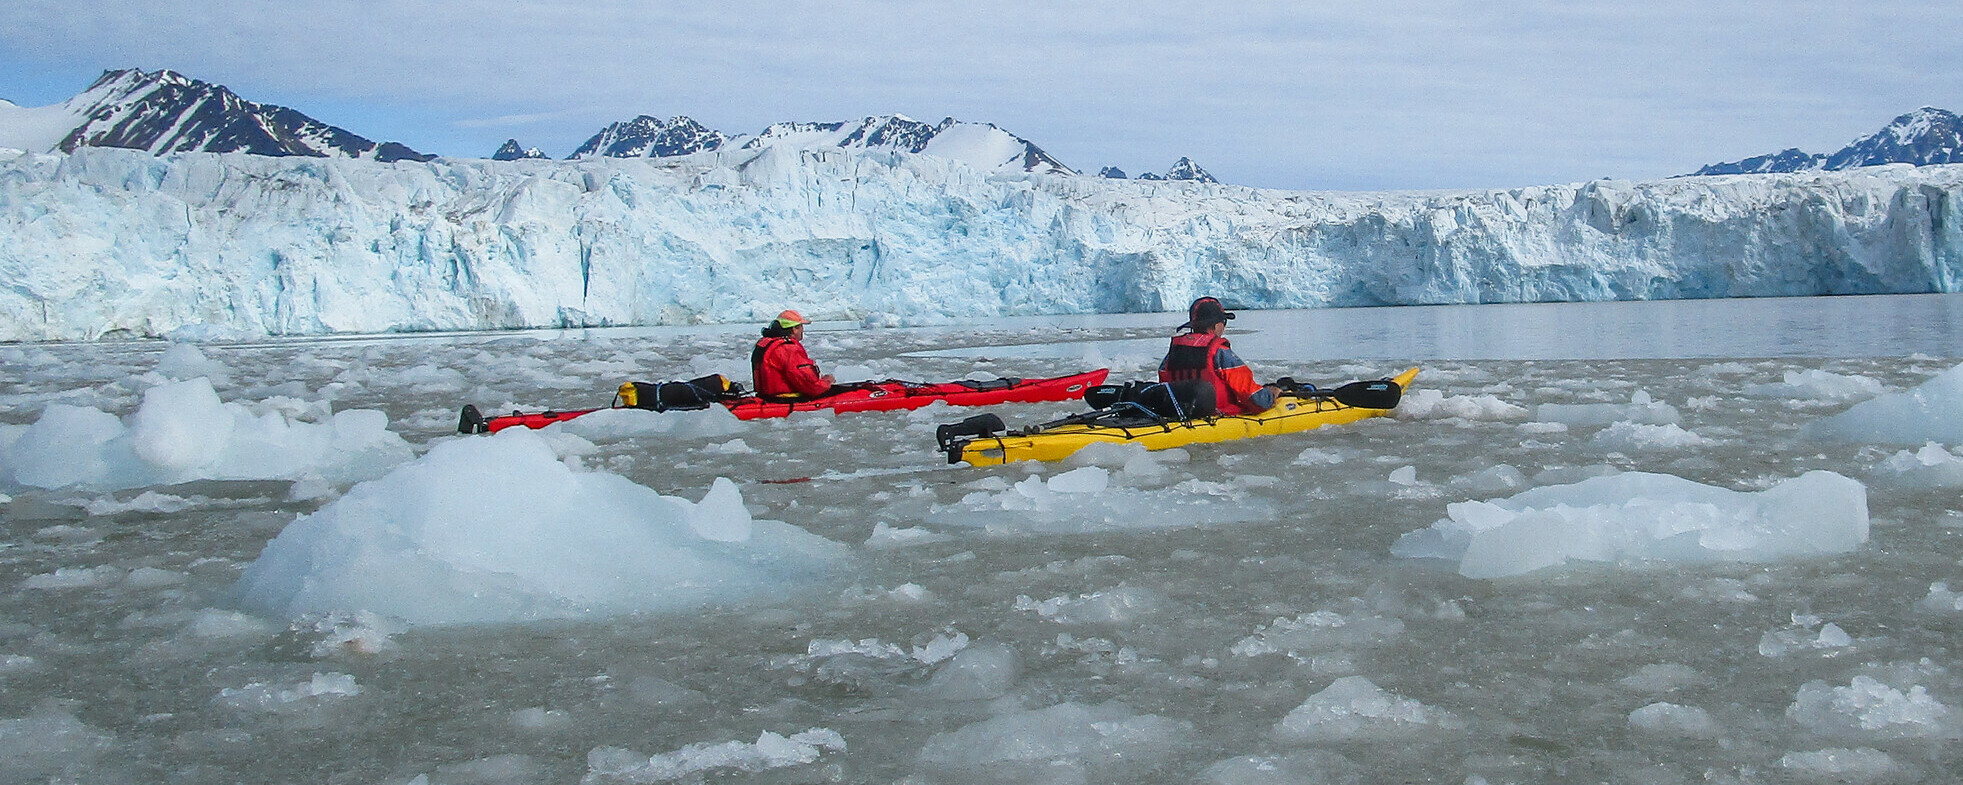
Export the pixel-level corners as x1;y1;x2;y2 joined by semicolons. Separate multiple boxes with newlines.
1;147;1960;342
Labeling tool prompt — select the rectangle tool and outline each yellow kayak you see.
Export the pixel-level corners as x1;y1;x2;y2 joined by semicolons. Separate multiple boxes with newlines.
942;368;1419;467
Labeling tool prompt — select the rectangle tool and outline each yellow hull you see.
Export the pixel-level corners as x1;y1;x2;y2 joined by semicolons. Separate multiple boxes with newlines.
951;368;1420;467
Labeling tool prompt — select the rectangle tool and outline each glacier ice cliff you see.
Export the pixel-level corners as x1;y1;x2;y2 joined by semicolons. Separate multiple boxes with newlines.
1;145;1960;342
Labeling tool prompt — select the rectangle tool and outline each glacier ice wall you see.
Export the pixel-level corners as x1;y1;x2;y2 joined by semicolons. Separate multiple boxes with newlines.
2;145;1960;341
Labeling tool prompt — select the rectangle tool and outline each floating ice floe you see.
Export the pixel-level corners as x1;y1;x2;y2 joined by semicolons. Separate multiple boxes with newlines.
915;701;1192;782
0;704;115;781
552;405;748;442
1589;421;1712;450
0;377;412;491
1743;369;1885;401
215;672;361;714
1777;747;1902;783
585;728;846;784
1271;676;1465;743
1391;470;1869;579
922;642;1023;701
1394;389;1528;421
1014;585;1165;625
1627;702;1719;738
1786;675;1955;740
1759;612;1859;658
1804;362;1963;445
1535;390;1679;427
1231;610;1407;662
928;464;1273;534
234;428;848;625
1868;442;1963;488
1195;751;1364;785
1918;582;1963;613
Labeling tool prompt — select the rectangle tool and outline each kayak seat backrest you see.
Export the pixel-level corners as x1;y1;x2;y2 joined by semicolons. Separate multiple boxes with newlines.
1087;380;1215;421
955;378;1020;391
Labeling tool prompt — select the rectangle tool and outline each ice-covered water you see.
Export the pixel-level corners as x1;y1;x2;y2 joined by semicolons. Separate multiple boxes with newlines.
3;295;1962;784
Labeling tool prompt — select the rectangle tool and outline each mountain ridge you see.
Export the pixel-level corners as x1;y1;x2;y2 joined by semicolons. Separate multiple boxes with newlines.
1692;107;1963;176
1;68;435;162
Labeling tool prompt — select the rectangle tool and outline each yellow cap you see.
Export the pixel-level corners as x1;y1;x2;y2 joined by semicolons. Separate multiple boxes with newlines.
773;309;809;329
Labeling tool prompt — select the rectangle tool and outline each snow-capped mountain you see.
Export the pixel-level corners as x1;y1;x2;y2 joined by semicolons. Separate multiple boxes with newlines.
3;143;1958;342
0;68;431;162
491;139;548;160
1137;157;1217;183
1692;107;1963;176
568;113;1073;175
569;115;727;159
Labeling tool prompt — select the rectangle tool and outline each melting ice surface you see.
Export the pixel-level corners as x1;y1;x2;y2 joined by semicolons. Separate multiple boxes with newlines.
1;295;1962;784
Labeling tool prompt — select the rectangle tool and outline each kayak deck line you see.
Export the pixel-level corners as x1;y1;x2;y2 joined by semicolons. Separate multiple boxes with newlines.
459;369;1110;434
943;367;1420;466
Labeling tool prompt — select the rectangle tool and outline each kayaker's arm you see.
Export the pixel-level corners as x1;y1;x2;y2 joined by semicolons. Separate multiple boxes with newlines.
1214;347;1277;412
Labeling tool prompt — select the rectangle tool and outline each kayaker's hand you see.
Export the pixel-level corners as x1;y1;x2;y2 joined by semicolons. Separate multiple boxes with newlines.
822;374;836;384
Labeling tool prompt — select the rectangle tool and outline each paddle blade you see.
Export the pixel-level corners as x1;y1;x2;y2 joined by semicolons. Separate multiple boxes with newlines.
1327;379;1403;410
937;413;1005;452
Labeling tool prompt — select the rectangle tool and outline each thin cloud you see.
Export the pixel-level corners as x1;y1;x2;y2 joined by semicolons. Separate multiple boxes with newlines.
2;0;1959;189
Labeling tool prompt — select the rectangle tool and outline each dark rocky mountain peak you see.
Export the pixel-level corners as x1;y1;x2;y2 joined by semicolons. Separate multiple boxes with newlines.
57;67;431;162
569;115;726;159
492;139;549;160
1138;157;1216;183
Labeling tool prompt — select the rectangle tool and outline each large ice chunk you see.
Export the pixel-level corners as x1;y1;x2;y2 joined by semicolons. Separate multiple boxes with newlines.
0;377;413;491
234;428;848;625
1786;676;1955;740
1805;362;1963;445
1391;471;1868;578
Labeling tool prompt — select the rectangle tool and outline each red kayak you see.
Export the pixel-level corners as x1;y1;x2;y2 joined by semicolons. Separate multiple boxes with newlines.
459;369;1109;434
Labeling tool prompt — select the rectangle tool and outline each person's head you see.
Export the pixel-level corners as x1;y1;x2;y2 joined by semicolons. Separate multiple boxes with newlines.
763;309;810;338
1179;296;1235;333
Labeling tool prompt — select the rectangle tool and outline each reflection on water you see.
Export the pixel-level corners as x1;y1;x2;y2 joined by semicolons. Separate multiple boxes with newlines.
907;293;1963;361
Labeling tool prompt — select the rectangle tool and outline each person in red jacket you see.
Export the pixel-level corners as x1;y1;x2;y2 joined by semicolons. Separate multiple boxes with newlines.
1158;297;1279;416
752;310;836;399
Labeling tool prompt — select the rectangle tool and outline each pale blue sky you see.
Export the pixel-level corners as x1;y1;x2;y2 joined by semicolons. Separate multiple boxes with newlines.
2;1;1958;191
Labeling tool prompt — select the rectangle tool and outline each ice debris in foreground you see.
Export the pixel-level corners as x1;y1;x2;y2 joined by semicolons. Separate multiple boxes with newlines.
584;728;846;784
234;428;848;625
1390;470;1869;578
1805;361;1963;445
0;377;411;491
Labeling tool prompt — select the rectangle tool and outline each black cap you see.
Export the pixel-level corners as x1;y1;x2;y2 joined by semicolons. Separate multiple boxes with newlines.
1179;296;1235;330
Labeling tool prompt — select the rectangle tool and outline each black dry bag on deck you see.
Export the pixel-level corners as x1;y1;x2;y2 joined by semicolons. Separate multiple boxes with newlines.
616;374;744;412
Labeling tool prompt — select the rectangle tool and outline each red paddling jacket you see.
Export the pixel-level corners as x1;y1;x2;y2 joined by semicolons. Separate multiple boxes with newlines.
752;335;833;399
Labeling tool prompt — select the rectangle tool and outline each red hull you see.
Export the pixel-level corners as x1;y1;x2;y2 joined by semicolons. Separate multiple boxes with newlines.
464;369;1108;433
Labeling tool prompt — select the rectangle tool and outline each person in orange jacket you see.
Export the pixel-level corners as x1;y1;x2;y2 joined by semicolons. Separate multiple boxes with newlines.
1158;297;1280;416
751;310;836;399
